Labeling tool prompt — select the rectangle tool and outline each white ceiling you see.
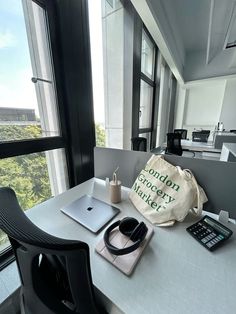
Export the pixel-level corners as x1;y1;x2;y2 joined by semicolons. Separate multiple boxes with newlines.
139;0;236;82
162;0;211;53
165;0;236;53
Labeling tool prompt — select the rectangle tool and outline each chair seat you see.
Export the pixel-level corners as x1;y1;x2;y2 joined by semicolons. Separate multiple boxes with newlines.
131;137;147;152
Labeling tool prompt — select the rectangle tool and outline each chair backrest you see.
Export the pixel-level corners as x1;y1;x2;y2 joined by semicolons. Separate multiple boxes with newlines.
166;133;183;156
192;130;210;142
131;137;147;151
174;129;187;139
0;187;102;314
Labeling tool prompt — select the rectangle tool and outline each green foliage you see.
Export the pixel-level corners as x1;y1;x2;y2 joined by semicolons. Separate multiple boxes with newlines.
0;125;52;247
0;123;105;246
0;125;51;210
0;124;42;141
95;123;106;147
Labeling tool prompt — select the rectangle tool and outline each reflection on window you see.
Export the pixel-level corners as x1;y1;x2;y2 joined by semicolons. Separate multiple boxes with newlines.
139;80;153;129
0;148;68;251
0;0;60;142
141;30;155;80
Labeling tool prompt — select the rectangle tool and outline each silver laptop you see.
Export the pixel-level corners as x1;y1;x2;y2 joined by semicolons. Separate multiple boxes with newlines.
60;195;120;233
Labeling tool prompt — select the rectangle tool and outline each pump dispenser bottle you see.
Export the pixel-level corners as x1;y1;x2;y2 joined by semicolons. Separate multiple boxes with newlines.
110;167;121;203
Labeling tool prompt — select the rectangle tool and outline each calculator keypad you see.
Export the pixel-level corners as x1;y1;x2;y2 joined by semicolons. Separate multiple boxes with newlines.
186;216;232;251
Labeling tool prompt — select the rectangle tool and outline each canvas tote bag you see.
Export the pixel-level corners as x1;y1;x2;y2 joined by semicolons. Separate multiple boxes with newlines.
129;155;208;226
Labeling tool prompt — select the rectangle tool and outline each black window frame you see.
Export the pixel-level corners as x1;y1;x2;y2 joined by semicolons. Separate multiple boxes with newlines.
0;0;95;269
132;16;159;150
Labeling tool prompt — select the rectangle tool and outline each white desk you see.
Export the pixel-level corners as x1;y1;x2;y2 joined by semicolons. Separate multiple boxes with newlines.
27;178;236;314
179;140;221;153
162;140;221;153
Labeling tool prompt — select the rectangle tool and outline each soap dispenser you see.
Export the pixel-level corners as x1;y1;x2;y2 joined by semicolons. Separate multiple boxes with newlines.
110;167;121;203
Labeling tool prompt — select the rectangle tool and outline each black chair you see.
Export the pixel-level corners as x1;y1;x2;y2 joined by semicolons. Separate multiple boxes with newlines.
165;133;195;157
174;129;188;139
165;133;183;156
131;137;147;151
230;130;236;133
192;130;210;142
0;187;105;314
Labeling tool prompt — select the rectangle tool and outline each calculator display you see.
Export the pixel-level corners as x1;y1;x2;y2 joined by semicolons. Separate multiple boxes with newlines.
204;217;230;237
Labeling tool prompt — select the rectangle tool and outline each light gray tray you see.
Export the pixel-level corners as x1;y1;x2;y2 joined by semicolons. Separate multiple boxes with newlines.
96;223;154;276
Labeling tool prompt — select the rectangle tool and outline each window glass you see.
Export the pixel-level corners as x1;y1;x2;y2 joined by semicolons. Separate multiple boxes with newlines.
89;0;126;149
141;30;155;80
88;0;106;148
0;148;68;252
139;80;153;129
0;0;60;142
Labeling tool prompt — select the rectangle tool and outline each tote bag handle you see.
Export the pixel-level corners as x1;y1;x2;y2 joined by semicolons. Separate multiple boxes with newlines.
176;167;202;216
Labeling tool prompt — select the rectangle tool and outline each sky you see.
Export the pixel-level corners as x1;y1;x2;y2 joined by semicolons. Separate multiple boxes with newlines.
0;0;105;124
0;0;38;112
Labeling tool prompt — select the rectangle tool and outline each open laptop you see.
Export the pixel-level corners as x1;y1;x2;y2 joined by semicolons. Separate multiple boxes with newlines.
60;195;120;234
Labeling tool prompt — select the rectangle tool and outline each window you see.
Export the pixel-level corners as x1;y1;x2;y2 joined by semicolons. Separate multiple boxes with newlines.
0;0;95;270
155;62;177;147
132;23;158;151
0;148;67;254
88;0;106;148
0;0;60;142
89;0;159;151
139;28;157;143
141;29;155;80
88;0;125;149
0;0;70;268
139;80;153;129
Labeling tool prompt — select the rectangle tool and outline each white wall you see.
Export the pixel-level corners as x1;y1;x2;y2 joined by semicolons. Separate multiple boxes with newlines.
220;78;236;130
174;79;227;140
174;84;186;129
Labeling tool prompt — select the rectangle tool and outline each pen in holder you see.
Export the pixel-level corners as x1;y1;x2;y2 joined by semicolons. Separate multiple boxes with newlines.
110;167;121;204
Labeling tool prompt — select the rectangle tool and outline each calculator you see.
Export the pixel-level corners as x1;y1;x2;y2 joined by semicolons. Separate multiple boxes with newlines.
186;215;233;251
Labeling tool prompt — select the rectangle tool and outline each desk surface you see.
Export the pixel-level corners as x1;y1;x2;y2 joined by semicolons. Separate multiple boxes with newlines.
215;132;236;137
27;178;236;314
180;140;221;152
